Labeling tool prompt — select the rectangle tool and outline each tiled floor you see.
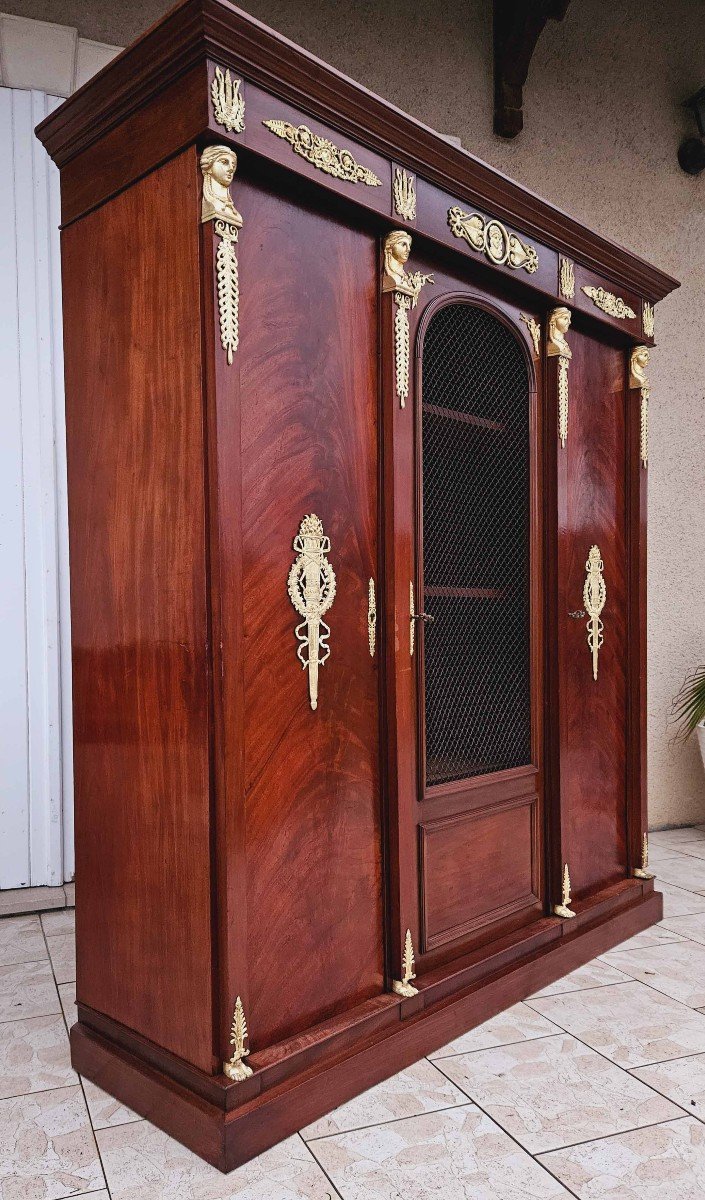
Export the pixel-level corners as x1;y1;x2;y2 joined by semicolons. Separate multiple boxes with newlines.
5;829;705;1198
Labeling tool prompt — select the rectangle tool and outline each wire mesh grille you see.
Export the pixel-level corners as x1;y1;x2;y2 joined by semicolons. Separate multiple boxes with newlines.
421;303;531;787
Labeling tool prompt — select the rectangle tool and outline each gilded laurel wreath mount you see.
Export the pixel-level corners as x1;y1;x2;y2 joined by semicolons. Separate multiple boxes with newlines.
447;206;539;274
288;515;336;712
583;545;606;682
200;146;242;365
553;864;576;920
223;996;252;1082
211;66;245;133
393;167;416;220
547;307;572;448
392;929;418;997
581;285;636;320
263;119;382;186
630;345;650;469
383;231;433;407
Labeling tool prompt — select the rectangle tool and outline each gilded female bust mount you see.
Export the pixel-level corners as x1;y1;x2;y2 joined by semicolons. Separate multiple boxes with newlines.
200;145;243;229
630;345;650;390
382;230;433;302
547;306;572;358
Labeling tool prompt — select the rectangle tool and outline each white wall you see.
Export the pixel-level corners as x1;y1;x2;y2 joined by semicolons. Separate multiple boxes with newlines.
0;86;72;886
0;16;119;890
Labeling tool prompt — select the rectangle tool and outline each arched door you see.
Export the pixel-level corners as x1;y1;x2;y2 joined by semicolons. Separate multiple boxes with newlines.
413;299;544;959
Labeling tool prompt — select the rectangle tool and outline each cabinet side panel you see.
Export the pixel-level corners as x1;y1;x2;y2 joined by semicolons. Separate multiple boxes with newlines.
62;151;213;1072
558;330;628;898
238;180;383;1048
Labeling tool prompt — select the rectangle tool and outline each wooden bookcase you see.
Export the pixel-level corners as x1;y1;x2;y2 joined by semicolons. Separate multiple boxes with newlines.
37;0;678;1171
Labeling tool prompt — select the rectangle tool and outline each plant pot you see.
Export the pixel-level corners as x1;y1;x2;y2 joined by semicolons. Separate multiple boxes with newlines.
697;721;705;773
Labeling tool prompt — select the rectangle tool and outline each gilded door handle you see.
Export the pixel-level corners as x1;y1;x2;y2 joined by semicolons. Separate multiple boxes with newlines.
568;609;585;619
367;578;376;657
583;545;606;681
412;612;435;624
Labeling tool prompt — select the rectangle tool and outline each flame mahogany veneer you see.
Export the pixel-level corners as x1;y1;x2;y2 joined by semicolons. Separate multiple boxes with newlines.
37;0;677;1171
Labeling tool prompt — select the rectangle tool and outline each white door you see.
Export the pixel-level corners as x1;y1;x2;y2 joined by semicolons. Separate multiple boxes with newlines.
0;86;73;887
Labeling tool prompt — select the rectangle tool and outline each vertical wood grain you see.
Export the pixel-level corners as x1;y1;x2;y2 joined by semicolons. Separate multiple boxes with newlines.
236;178;383;1049
62;150;214;1071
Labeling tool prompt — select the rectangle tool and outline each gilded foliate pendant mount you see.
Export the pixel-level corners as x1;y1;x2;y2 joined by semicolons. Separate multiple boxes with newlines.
223;996;252;1082
367;578;377;657
547;307;572;448
553;863;576;920
211;66;245;133
583;545;606;682
263;119;382;186
383;231;434;407
392;929;418;998
200;146;242;365
630;346;651;469
633;833;654;880
288;514;336;712
581;285;636;320
448;206;539;274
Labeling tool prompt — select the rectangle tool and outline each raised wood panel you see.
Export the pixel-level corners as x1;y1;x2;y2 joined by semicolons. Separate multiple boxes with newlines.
420;796;539;951
62;151;214;1072
237;177;383;1049
558;328;628;899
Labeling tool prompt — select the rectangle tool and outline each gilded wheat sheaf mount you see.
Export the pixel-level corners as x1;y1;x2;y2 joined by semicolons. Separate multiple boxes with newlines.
200;145;243;365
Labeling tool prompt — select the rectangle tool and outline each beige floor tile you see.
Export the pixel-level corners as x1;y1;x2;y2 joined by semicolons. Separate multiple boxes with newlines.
98;1123;339;1199
434;1033;679;1154
309;1104;572;1199
47;932;76;985
0;885;66;917
0;1013;77;1098
665;841;705;862
528;960;632;999
0;1084;105;1199
528;980;705;1068
58;981;77;1029
82;1077;141;1130
0;959;60;1022
660;910;705;946
650;828;705;848
0;914;48;965
602;941;705;1009
632;1053;705;1122
41;909;76;936
657;882;705;918
538;1116;705;1199
652;853;705;894
300;1059;467;1139
428;1001;560;1058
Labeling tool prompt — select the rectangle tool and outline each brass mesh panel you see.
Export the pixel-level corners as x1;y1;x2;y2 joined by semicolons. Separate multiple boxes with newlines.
421;303;531;787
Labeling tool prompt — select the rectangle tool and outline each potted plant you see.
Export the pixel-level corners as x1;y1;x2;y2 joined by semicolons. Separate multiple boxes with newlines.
673;666;705;769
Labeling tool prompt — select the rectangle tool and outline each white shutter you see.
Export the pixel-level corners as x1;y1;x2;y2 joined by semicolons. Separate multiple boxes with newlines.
0;86;73;887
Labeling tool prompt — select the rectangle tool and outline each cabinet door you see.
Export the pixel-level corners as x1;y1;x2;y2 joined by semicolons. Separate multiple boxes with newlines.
556;330;628;898
398;294;545;967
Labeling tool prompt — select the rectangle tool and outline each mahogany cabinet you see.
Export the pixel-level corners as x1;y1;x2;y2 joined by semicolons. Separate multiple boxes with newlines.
37;0;678;1171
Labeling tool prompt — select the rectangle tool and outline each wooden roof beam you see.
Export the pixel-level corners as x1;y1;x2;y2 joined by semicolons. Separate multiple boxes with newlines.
494;0;571;138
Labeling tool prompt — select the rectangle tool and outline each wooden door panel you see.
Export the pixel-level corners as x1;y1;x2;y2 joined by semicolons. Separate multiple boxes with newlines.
420;795;540;950
558;330;628;898
238;181;383;1048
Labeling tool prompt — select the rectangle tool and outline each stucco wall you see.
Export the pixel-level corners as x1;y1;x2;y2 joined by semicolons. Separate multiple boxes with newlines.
7;0;705;826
